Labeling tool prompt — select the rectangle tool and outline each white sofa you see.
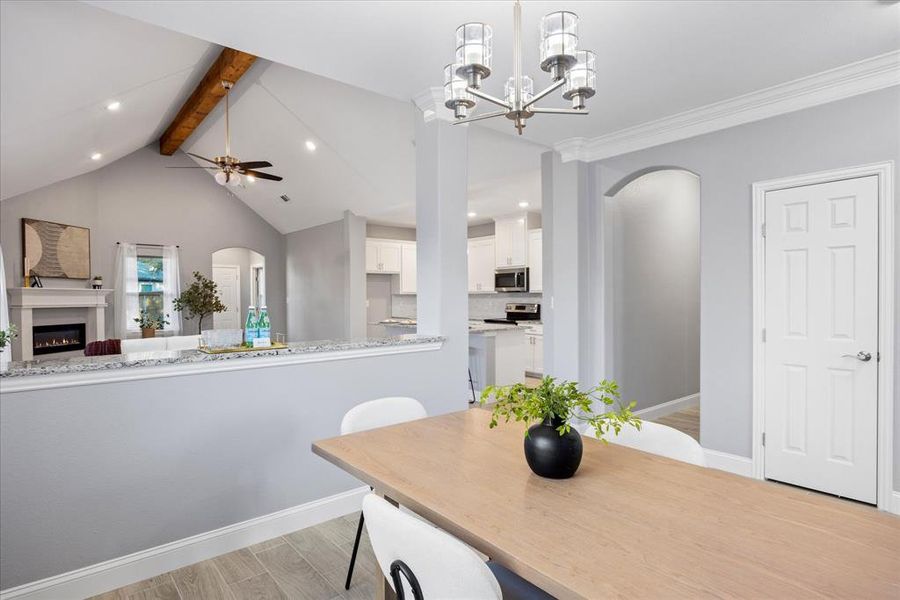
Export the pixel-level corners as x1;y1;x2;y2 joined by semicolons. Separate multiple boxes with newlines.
120;335;200;354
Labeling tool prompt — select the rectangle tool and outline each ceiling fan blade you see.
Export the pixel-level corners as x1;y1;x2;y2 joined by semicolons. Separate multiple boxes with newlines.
165;166;219;169
243;169;283;182
185;152;220;166
236;160;272;170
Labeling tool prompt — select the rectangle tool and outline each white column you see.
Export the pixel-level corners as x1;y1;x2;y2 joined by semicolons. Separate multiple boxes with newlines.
343;210;367;339
415;107;469;404
542;151;597;384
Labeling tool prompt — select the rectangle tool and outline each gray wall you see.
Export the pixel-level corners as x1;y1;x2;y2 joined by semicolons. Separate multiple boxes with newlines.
366;224;416;241
0;145;286;335
285;211;366;341
212;247;265;328
607;170;700;410
0;346;463;589
591;87;900;481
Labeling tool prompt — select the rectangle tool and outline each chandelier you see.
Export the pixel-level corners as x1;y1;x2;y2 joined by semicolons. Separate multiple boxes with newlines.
442;0;595;134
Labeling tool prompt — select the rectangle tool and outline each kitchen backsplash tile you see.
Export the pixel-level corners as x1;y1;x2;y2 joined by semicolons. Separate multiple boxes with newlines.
391;293;543;320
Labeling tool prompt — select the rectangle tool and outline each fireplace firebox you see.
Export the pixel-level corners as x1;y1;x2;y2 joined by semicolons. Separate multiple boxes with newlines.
32;323;87;356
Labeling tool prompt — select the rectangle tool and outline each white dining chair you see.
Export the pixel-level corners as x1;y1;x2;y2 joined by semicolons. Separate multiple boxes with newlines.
591;421;706;466
341;396;427;591
363;494;554;600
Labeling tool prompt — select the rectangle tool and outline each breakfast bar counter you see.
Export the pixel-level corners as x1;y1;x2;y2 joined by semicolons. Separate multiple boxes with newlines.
0;334;444;392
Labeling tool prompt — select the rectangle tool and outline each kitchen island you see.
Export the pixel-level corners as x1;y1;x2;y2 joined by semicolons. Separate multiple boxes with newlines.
379;319;528;390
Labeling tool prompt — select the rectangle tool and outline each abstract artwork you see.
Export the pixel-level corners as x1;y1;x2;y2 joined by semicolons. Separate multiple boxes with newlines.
22;218;90;279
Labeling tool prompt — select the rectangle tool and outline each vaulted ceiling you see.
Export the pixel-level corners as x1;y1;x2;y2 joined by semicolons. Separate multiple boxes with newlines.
85;0;900;146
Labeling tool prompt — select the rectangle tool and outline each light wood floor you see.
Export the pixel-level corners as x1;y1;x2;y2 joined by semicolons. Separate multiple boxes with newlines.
654;404;700;441
89;513;377;600
93;402;702;600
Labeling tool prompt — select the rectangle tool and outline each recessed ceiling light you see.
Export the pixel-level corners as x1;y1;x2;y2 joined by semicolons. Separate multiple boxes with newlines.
245;175;256;183
518;201;529;208
467;211;477;218
305;140;317;152
106;101;121;111
90;152;102;161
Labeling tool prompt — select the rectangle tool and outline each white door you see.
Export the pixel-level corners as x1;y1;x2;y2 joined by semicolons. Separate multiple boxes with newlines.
510;220;527;267
365;241;379;273
764;175;878;503
494;220;513;267
212;265;241;330
528;229;543;292
533;334;544;374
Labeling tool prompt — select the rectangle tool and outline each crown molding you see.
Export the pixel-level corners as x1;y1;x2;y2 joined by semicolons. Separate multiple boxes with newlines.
554;50;900;163
412;86;452;122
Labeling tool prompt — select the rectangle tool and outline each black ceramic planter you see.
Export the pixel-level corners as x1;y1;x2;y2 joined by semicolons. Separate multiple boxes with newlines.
524;417;583;479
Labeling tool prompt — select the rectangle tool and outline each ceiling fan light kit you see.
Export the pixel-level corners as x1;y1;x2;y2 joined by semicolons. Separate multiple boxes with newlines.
442;0;594;134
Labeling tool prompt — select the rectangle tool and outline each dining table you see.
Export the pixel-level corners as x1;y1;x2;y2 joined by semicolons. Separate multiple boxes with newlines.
312;408;900;599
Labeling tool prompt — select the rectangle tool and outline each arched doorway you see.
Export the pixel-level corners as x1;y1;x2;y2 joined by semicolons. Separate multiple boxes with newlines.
603;168;700;438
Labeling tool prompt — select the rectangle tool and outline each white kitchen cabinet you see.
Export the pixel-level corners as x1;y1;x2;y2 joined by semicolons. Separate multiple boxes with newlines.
398;242;417;294
366;239;402;274
526;333;544;376
494;216;527;268
467;236;495;293
528;229;543;292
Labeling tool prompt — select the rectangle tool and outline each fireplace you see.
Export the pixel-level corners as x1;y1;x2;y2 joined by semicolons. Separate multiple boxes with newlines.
32;323;87;356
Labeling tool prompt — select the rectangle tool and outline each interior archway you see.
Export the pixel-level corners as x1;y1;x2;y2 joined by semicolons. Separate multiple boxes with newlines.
603;168;700;438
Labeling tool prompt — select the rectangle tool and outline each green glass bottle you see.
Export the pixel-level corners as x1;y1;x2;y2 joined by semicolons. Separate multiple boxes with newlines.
244;306;258;346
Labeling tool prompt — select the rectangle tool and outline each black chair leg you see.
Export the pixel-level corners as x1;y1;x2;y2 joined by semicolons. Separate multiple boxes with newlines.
345;512;365;590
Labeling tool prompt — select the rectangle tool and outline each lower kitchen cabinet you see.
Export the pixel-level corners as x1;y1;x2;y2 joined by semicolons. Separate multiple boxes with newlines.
526;333;543;376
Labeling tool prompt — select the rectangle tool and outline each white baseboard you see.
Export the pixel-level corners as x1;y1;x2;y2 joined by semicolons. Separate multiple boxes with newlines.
635;393;699;421
0;486;369;600
703;449;753;478
891;491;900;516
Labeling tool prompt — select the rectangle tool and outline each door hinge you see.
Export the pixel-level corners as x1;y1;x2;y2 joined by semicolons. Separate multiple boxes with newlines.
761;223;766;238
762;432;766;447
761;328;766;342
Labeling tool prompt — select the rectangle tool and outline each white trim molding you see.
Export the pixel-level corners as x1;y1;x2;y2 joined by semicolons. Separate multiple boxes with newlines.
891;491;900;517
635;393;699;421
751;161;895;513
703;450;753;478
555;50;900;163
413;86;451;123
0;486;369;600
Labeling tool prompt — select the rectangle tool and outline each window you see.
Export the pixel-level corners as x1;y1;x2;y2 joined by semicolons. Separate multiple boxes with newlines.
137;255;164;325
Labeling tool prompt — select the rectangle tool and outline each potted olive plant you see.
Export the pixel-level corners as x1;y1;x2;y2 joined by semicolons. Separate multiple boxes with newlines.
481;376;641;479
134;310;170;338
91;274;103;289
173;271;226;333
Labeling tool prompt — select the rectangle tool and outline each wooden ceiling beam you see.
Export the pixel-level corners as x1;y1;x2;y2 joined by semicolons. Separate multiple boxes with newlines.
159;47;257;156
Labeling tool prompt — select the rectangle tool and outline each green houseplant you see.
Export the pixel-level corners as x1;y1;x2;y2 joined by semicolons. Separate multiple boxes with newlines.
481;376;641;479
173;271;226;333
134;310;170;338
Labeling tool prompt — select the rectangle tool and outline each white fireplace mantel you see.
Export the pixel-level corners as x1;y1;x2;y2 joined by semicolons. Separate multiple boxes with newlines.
7;288;114;361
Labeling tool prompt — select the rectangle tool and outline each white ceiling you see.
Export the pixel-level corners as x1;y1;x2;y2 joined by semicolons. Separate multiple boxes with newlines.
85;0;900;147
0;1;215;200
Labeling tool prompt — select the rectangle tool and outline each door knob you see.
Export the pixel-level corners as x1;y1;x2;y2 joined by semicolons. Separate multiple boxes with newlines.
841;351;872;362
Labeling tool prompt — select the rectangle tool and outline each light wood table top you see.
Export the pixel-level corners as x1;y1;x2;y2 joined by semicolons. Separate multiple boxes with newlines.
313;409;900;599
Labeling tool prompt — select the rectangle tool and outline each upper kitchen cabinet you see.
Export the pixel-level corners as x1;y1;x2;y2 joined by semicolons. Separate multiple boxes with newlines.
397;241;417;294
528;229;543;292
468;236;495;293
366;239;402;274
494;216;527;268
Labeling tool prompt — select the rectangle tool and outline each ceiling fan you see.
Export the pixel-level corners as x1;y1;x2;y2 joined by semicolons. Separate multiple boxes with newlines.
169;80;283;186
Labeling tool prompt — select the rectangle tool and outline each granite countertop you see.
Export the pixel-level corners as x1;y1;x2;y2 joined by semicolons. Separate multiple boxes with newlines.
0;335;444;379
379;319;522;333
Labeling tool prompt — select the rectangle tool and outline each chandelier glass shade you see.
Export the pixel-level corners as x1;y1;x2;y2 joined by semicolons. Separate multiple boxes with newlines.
441;1;594;135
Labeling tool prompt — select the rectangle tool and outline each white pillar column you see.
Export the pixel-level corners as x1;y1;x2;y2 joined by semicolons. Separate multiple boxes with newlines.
542;151;597;384
414;104;469;405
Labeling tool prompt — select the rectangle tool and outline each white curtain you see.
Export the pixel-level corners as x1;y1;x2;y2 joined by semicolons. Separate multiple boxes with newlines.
162;245;182;334
113;243;139;338
0;246;10;363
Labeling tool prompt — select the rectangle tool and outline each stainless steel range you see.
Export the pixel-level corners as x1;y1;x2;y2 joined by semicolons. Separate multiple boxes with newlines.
483;302;541;325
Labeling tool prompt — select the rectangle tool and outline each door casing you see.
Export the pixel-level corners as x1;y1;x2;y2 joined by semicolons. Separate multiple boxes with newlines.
751;161;894;512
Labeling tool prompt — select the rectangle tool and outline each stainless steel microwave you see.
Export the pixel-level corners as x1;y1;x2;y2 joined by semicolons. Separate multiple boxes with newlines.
495;267;529;292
